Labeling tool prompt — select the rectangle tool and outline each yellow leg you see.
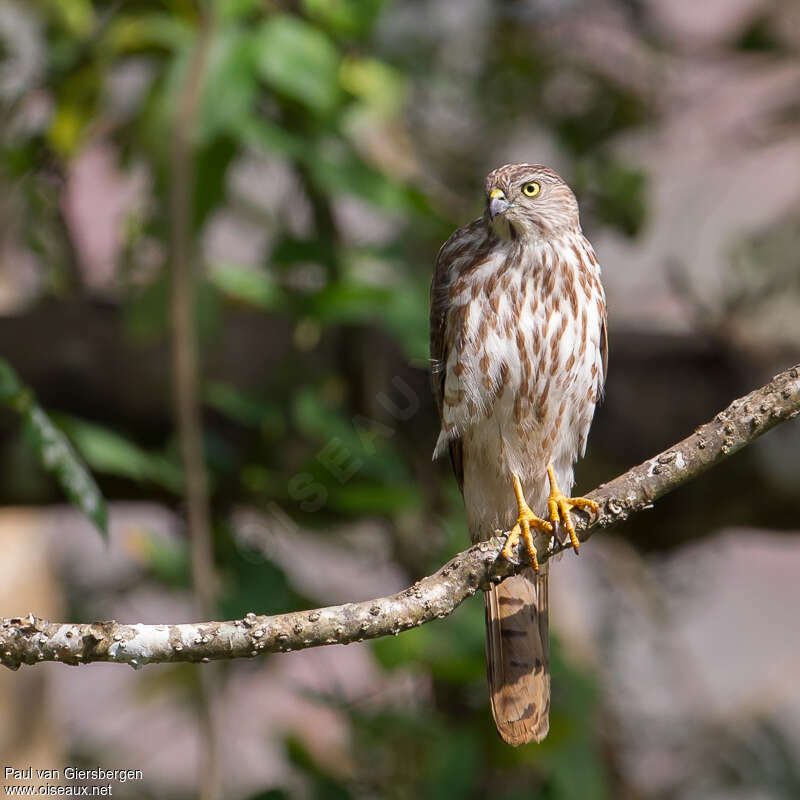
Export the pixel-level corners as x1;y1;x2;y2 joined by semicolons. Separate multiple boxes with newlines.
500;473;553;571
546;464;599;554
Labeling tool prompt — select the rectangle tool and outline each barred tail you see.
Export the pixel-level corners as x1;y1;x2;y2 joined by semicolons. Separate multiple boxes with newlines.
484;564;550;745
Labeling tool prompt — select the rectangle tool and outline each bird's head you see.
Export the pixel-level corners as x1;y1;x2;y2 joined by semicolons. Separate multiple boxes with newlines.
484;163;580;240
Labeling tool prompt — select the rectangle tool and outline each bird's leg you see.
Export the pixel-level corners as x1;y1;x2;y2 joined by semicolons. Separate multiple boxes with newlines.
546;464;599;554
500;473;553;571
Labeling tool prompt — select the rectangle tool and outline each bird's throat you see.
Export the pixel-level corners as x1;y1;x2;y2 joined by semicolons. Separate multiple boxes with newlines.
490;215;517;241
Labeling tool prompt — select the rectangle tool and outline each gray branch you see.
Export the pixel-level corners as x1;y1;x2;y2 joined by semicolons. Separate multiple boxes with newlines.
2;364;798;672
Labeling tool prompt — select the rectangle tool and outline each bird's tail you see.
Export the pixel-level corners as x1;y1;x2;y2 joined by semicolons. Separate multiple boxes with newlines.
485;564;550;745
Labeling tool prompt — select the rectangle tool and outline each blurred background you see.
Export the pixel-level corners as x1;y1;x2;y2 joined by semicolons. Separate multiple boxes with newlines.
1;0;799;798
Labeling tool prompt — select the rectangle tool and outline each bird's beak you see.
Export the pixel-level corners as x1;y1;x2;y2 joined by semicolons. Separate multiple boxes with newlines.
488;188;510;220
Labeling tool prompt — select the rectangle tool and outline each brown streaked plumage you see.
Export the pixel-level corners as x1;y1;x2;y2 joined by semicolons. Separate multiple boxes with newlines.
430;163;607;745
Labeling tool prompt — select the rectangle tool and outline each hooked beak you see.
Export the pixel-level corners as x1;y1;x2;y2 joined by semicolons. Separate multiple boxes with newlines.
488;188;511;220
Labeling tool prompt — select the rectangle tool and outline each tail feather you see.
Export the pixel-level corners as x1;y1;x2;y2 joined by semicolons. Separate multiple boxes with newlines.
485;565;550;745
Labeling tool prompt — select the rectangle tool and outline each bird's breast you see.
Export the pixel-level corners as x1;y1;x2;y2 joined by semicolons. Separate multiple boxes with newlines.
436;234;605;475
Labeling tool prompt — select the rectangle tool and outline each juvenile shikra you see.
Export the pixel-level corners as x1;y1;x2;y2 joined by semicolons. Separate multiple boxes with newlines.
429;163;607;744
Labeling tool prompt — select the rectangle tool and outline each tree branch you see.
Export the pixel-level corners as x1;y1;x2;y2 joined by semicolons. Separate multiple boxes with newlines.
2;364;798;671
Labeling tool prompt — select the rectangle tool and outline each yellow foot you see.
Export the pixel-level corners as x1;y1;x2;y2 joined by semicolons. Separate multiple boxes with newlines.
546;464;599;554
500;473;553;571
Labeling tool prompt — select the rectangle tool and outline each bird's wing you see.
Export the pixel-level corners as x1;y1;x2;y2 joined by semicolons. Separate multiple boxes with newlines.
430;222;484;492
429;239;450;424
595;292;608;410
600;308;608;384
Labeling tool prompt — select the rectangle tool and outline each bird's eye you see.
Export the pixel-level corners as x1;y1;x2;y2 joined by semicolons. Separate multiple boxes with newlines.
522;181;541;197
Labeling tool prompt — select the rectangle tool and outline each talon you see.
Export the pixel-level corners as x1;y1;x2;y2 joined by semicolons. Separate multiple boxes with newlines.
501;473;553;571
546;464;598;554
501;522;541;571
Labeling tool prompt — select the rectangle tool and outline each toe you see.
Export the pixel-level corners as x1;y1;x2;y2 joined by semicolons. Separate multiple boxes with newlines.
568;496;599;512
501;524;521;561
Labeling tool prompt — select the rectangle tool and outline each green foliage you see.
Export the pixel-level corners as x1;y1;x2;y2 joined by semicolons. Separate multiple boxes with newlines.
204;381;285;433
340;56;406;116
256;15;341;116
574;158;648;237
141;535;191;588
302;0;385;39
207;262;283;311
217;534;295;620
372;602;485;684
0;359;108;539
56;416;184;494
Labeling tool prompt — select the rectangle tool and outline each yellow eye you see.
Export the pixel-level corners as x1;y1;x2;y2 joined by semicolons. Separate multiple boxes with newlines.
522;181;541;197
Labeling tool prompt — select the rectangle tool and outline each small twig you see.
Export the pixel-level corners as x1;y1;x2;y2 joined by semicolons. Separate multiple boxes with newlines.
169;10;218;800
1;364;798;670
170;4;215;620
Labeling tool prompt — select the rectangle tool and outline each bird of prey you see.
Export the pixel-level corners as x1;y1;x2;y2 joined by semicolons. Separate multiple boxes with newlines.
429;163;607;745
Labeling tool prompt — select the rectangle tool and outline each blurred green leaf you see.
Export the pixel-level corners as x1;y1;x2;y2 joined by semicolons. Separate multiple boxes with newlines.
303;0;385;38
0;359;28;410
379;281;430;362
197;29;258;144
339;56;406;116
240;465;285;497
193;136;239;229
0;359;107;539
124;276;221;343
554;79;649;155
293;389;403;475
373;600;485;683
104;13;191;54
47;64;101;157
271;235;335;266
293;386;350;442
346;704;486;798
303;277;429;360
574;158;648;237
218;540;295;619
327;482;421;514
311;144;424;212
23;408;108;539
426;728;481;799
57;416;184;494
306;282;394;325
232;115;310;161
255;15;341;115
46;0;95;37
124;276;170;342
141;535;190;587
208;262;282;311
217;0;264;24
204;381;286;434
